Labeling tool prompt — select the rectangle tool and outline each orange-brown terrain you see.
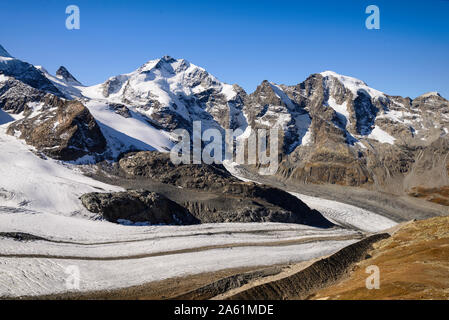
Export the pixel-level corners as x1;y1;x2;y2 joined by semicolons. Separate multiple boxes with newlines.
311;216;449;300
409;186;449;207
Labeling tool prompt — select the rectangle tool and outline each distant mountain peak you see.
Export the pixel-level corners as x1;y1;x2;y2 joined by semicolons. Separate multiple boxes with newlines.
320;70;368;87
320;70;385;99
161;55;176;63
35;65;49;74
56;66;81;85
0;44;12;58
418;91;442;99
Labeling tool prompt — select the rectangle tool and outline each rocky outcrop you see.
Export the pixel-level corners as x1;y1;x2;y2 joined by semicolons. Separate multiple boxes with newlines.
0;77;50;114
0;68;107;162
80;190;199;225
104;150;334;226
263;72;449;197
119;151;240;190
107;103;131;118
7;99;106;161
182;194;331;226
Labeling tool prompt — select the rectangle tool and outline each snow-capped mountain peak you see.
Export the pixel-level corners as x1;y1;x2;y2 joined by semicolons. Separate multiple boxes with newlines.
418;91;442;99
320;70;385;99
0;44;12;58
76;55;243;133
321;70;368;87
0;45;62;96
56;66;82;86
34;65;49;73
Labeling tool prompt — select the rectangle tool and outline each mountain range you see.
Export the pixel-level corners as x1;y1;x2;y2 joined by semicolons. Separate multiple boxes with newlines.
1;44;448;208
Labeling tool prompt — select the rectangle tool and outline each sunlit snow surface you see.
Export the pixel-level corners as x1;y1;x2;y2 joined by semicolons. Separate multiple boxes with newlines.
290;193;396;232
84;100;175;157
0;125;122;217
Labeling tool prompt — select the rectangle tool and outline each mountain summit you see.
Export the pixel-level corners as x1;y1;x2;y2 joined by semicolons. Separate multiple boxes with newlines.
56;66;82;86
0;44;12;58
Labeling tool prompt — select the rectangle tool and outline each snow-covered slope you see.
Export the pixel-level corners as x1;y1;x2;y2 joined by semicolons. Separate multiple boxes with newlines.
0;122;122;217
79;56;243;133
33;67;176;159
320;70;385;100
83;100;175;157
35;65;84;99
290;193;396;232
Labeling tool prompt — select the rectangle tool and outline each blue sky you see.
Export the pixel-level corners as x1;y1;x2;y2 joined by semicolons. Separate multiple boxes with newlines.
0;0;448;98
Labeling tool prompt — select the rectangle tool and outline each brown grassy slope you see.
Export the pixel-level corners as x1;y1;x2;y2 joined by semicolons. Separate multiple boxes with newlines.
409;186;449;207
311;216;449;300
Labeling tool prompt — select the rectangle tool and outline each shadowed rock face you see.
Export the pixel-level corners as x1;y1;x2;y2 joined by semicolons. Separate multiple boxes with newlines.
56;66;81;86
113;151;333;227
107;103;131;118
119;151;240;190
80;190;199;225
0;73;107;162
7;99;106;161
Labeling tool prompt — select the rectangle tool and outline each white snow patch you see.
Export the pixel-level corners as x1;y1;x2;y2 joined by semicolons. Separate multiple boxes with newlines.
419;92;441;98
321;71;385;99
368;126;396;145
290;193;397;233
327;96;351;129
377;109;414;125
84;100;174;157
0;125;122;216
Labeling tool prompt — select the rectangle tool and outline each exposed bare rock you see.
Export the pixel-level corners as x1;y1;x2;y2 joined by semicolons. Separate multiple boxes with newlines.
107;103;131;118
3;46;448;206
0;77;51;114
80;190;199;225
119;151;240;190
261;72;449;198
96;55;248;134
55;66;81;86
7;99;106;161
